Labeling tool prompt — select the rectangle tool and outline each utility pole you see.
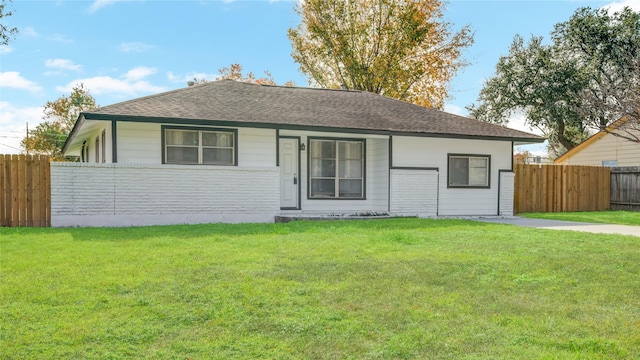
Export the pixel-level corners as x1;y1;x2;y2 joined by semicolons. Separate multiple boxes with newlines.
26;122;29;155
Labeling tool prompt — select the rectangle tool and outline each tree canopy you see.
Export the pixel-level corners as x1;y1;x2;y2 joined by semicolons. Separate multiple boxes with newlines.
288;0;473;108
468;7;640;155
22;84;97;160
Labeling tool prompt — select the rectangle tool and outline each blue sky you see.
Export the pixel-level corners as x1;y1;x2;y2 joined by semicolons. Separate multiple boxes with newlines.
1;0;638;154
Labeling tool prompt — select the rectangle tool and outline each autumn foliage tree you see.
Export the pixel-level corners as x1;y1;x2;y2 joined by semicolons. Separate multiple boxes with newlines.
22;84;96;160
287;0;473;108
193;63;295;87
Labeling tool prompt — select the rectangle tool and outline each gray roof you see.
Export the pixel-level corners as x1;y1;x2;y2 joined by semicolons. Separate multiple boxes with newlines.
80;79;543;141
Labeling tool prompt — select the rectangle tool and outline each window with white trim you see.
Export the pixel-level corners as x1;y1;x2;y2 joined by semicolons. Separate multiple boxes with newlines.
164;127;236;165
309;138;364;199
448;154;490;188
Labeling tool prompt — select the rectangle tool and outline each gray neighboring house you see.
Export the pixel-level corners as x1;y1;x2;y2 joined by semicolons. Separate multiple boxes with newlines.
57;79;543;227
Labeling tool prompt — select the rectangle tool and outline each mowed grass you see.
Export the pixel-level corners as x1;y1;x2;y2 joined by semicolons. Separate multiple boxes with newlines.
2;219;639;359
521;210;640;226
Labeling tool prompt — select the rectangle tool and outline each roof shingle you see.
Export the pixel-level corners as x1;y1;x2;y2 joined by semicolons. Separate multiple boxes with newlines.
82;79;543;142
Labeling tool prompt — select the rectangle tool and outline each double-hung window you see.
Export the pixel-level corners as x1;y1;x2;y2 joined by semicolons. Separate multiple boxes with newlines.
309;138;364;199
448;154;490;188
163;127;237;165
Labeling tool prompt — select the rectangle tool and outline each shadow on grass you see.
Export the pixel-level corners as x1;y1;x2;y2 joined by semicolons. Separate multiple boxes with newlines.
1;218;496;242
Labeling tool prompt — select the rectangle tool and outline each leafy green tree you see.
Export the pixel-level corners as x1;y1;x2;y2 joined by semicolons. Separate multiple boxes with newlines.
22;84;97;160
0;0;17;46
288;0;473;108
468;7;640;155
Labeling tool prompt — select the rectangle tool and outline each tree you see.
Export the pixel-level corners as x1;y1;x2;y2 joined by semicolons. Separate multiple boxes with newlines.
193;63;295;87
468;7;640;155
22;84;97;160
288;0;473;108
0;0;18;46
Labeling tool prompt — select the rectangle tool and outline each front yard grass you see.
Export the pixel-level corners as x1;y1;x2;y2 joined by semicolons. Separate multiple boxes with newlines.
2;218;639;359
520;210;640;226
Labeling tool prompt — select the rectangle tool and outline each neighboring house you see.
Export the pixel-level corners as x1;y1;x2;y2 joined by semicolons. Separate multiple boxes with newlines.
555;118;640;166
57;79;543;227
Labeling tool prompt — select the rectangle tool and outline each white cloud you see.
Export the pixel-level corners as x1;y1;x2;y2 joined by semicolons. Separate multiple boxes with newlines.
56;67;165;97
118;42;154;53
45;58;83;72
0;46;12;54
167;71;219;84
46;34;73;44
443;103;466;117
0;72;43;93
125;66;156;81
0;102;44;154
21;27;39;37
506;112;544;136
602;0;640;12
88;0;127;13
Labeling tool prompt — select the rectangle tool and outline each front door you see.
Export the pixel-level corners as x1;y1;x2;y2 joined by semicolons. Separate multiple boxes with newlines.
279;137;299;209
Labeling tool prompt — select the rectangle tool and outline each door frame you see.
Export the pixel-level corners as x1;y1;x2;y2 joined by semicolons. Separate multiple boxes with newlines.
278;135;302;210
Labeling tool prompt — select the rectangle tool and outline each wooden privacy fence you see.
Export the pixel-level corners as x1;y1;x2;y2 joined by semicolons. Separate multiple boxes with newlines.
514;164;610;213
610;166;640;212
0;154;51;227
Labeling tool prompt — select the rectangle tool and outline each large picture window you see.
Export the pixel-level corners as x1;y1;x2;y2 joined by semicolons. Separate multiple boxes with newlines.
163;127;237;165
309;138;365;199
448;154;490;188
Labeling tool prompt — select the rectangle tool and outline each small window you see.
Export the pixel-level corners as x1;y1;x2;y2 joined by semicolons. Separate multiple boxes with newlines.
602;160;618;167
448;154;490;188
163;127;237;165
309;138;365;199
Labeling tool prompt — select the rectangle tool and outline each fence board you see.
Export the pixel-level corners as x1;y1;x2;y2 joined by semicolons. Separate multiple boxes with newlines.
514;164;610;213
610;167;640;211
0;154;51;227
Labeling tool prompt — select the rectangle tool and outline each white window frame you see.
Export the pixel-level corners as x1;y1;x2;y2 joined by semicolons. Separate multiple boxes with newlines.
308;138;365;199
447;154;490;188
162;126;237;166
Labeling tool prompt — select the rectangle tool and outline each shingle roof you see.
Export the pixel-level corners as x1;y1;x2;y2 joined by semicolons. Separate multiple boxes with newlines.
81;79;543;141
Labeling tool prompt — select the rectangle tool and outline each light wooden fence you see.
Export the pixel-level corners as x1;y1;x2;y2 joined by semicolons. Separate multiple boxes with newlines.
610;166;640;212
0;154;51;227
514;164;610;213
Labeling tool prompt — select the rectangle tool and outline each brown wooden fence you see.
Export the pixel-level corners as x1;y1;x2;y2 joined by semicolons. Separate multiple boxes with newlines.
514;164;610;213
0;154;51;227
610;166;640;212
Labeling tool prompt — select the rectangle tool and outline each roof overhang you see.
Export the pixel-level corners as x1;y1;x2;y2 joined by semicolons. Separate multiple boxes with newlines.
62;115;111;156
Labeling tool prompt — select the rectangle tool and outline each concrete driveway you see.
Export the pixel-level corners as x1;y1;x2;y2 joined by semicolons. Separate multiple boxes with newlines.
470;216;640;237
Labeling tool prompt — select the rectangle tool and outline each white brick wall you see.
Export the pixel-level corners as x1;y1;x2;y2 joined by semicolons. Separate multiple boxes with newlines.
51;163;280;227
499;171;515;216
390;169;438;217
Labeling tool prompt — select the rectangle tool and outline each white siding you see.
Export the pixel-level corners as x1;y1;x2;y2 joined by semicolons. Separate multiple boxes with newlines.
499;171;515;216
51;163;280;227
115;122;275;166
557;129;640;166
279;130;389;214
392;136;512;216
390;169;438;217
238;128;276;167
117;122;162;163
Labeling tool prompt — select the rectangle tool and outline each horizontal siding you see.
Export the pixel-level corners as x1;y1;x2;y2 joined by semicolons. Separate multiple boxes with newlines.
51;163;279;226
238;128;276;167
499;171;515;216
560;129;640;166
116;122;276;166
390;169;438;216
117;122;162;163
393;136;512;216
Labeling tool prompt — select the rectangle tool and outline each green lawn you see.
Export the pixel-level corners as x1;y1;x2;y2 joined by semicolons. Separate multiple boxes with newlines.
520;210;640;226
2;219;639;359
